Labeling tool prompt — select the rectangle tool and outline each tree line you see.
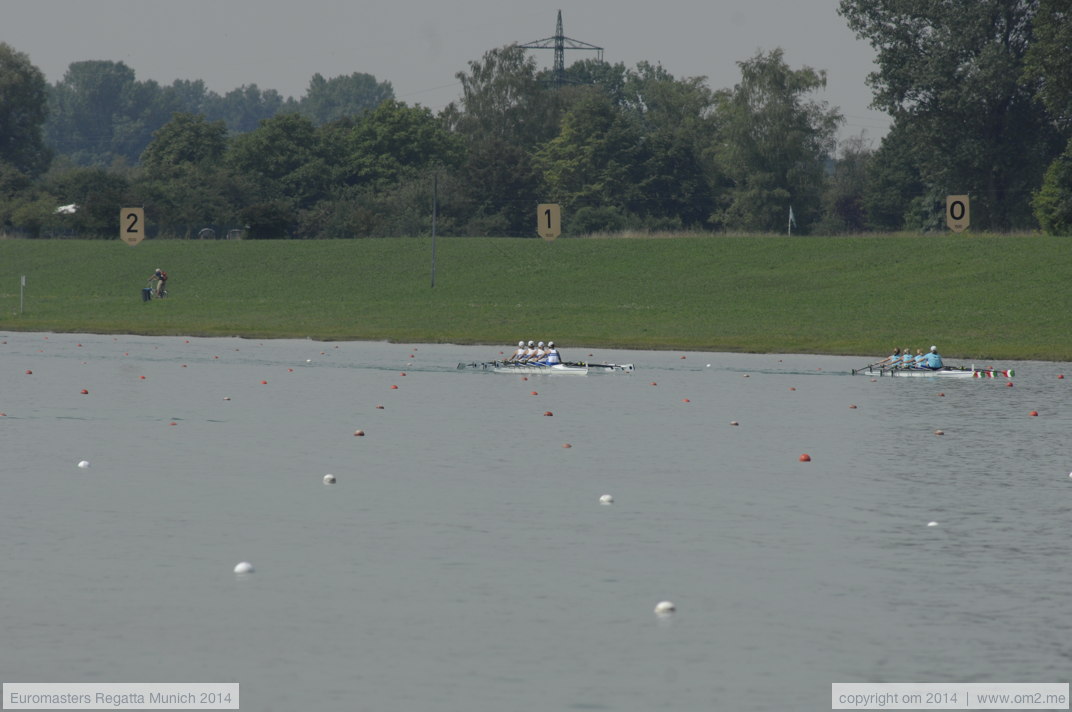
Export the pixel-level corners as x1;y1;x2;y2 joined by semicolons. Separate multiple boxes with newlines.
1;0;1070;239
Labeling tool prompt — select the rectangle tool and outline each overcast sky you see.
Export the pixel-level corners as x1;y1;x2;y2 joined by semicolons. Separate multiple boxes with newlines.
8;0;890;145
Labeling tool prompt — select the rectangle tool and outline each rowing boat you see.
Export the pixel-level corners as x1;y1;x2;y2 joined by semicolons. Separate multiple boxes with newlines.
856;365;1015;378
456;361;634;375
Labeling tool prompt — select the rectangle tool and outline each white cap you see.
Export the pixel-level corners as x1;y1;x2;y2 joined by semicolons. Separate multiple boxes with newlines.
519;341;525;347
538;342;545;347
930;345;937;352
548;341;555;347
528;341;534;347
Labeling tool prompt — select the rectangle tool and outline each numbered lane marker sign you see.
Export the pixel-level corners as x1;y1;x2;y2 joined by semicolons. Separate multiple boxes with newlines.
537;203;561;240
946;195;970;233
120;207;145;245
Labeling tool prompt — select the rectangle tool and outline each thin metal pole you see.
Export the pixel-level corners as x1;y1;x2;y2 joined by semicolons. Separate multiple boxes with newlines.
430;173;438;288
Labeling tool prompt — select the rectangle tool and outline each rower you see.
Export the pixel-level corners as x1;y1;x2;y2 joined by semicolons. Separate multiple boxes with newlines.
900;347;914;367
922;345;943;370
507;341;526;362
520;340;537;362
878;347;901;367
529;341;547;363
544;341;562;365
913;349;927;367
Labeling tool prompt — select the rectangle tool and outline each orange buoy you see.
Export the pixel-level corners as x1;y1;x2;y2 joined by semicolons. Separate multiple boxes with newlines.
375;404;385;409
260;380;268;384
562;443;572;448
934;429;944;436
650;382;657;386
169;422;177;426
789;387;796;391
543;411;553;416
530;391;538;396
140;376;146;380
682;398;690;403
390;385;398;389
80;389;89;394
680;355;686;359
287;368;293;372
1006;382;1014;387
354;430;365;436
400;372;406;376
849;404;857;409
25;370;31;375
730;421;739;426
1029;410;1039;416
799;454;811;462
938;392;945;397
1059;374;1065;379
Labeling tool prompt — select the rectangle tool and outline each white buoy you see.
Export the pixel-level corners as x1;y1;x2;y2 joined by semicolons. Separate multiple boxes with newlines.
654;601;676;615
323;474;336;485
706;364;711;368
599;494;614;505
77;460;90;469
233;561;254;574
927;521;939;527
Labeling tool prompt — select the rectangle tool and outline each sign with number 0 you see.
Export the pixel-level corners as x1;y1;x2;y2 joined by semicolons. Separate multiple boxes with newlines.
120;207;145;246
945;195;969;233
537;203;561;240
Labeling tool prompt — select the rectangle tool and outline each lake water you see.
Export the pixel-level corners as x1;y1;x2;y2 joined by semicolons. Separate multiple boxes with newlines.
2;333;1070;711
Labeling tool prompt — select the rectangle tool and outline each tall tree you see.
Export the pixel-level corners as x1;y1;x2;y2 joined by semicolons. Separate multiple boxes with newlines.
620;62;720;228
141;113;228;176
298;72;394;125
839;0;1062;230
336;99;463;188
226;113;328;211
536;91;646;217
203;84;293;134
712;49;842;232
1024;0;1072;234
0;43;51;177
451;44;561;148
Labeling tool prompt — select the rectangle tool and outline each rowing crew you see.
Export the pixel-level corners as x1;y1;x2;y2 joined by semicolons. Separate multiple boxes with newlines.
877;345;944;370
507;340;562;365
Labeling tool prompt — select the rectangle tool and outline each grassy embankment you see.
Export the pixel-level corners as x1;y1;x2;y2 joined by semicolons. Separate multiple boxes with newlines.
1;236;1070;360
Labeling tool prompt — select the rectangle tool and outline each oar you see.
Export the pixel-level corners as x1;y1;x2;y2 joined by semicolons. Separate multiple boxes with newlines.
852;360;885;375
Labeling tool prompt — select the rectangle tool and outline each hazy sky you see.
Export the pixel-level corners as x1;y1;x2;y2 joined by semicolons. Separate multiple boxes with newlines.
8;0;890;144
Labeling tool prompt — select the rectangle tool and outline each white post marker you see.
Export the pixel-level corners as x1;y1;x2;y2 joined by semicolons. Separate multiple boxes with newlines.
20;274;25;314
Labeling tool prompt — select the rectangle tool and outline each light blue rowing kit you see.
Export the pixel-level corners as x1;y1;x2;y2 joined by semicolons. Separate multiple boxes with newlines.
923;352;943;369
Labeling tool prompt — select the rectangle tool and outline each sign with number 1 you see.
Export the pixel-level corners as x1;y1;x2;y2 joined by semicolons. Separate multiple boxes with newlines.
537;204;561;240
120;207;145;246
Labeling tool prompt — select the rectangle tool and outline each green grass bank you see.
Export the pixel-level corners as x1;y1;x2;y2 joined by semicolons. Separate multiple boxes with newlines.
1;236;1070;361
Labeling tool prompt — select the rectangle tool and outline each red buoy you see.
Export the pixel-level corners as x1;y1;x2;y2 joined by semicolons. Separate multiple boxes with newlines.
799;454;811;462
1029;410;1039;417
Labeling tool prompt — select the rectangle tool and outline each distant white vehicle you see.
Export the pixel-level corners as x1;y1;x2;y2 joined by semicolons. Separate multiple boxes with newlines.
55;203;78;214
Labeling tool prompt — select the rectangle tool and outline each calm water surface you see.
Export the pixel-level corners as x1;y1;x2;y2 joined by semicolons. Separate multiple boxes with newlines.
2;333;1070;711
